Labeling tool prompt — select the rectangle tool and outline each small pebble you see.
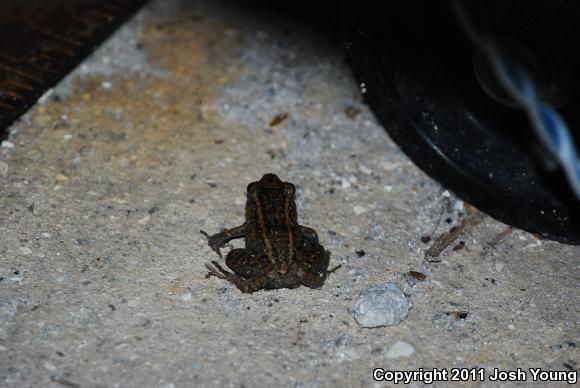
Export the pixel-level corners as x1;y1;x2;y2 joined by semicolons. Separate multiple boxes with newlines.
359;165;372;175
353;283;410;328
181;291;192;301
384;340;415;359
360;82;367;94
0;161;8;177
138;215;150;224
1;141;14;149
20;247;32;255
550;341;576;353
334;333;351;348
353;205;366;215
43;361;57;371
336;348;360;362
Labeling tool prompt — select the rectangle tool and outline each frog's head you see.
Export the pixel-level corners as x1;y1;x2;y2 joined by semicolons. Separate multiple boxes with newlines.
258;173;282;187
247;174;295;195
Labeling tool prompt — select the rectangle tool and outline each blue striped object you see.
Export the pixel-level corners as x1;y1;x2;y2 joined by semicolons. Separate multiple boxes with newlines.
453;1;580;201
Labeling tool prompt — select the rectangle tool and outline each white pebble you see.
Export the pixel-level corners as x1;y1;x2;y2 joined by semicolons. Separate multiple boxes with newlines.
453;201;464;212
354;283;410;328
353;205;367;215
43;362;57;372
385;341;415;359
359;165;372;175
19;247;32;255
1;141;14;149
336;348;360;362
360;82;367;94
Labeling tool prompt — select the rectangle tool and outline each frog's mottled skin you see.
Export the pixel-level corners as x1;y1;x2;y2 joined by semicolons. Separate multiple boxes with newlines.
202;173;338;293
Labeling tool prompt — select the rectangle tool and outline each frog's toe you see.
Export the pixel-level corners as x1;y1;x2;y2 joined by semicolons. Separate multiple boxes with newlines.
208;241;224;258
200;231;224;258
327;264;342;274
205;262;227;279
211;246;223;259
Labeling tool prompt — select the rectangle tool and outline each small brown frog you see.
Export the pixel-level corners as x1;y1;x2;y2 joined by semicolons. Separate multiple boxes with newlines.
201;173;339;293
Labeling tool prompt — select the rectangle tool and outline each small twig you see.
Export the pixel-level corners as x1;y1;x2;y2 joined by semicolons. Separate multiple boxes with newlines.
50;376;80;388
425;205;483;262
488;227;514;250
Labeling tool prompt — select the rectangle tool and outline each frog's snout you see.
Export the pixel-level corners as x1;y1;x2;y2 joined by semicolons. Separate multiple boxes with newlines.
259;173;282;186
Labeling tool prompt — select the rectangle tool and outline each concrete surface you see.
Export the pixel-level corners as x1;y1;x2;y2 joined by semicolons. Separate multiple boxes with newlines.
1;0;578;387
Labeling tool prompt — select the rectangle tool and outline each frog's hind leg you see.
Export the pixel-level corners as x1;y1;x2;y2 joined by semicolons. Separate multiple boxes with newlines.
297;247;341;289
226;249;273;279
206;261;274;293
206;249;274;293
297;268;326;289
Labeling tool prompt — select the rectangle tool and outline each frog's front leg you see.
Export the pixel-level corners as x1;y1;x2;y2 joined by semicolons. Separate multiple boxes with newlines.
205;261;274;293
200;224;245;258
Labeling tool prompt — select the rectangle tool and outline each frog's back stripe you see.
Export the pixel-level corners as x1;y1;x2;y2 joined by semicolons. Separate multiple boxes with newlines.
284;192;295;261
252;190;275;266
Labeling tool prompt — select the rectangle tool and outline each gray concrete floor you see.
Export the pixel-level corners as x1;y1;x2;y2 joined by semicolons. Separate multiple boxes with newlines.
1;0;578;387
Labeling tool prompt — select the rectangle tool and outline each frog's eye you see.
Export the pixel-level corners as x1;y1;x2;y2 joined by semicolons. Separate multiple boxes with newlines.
284;183;296;195
247;182;258;194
